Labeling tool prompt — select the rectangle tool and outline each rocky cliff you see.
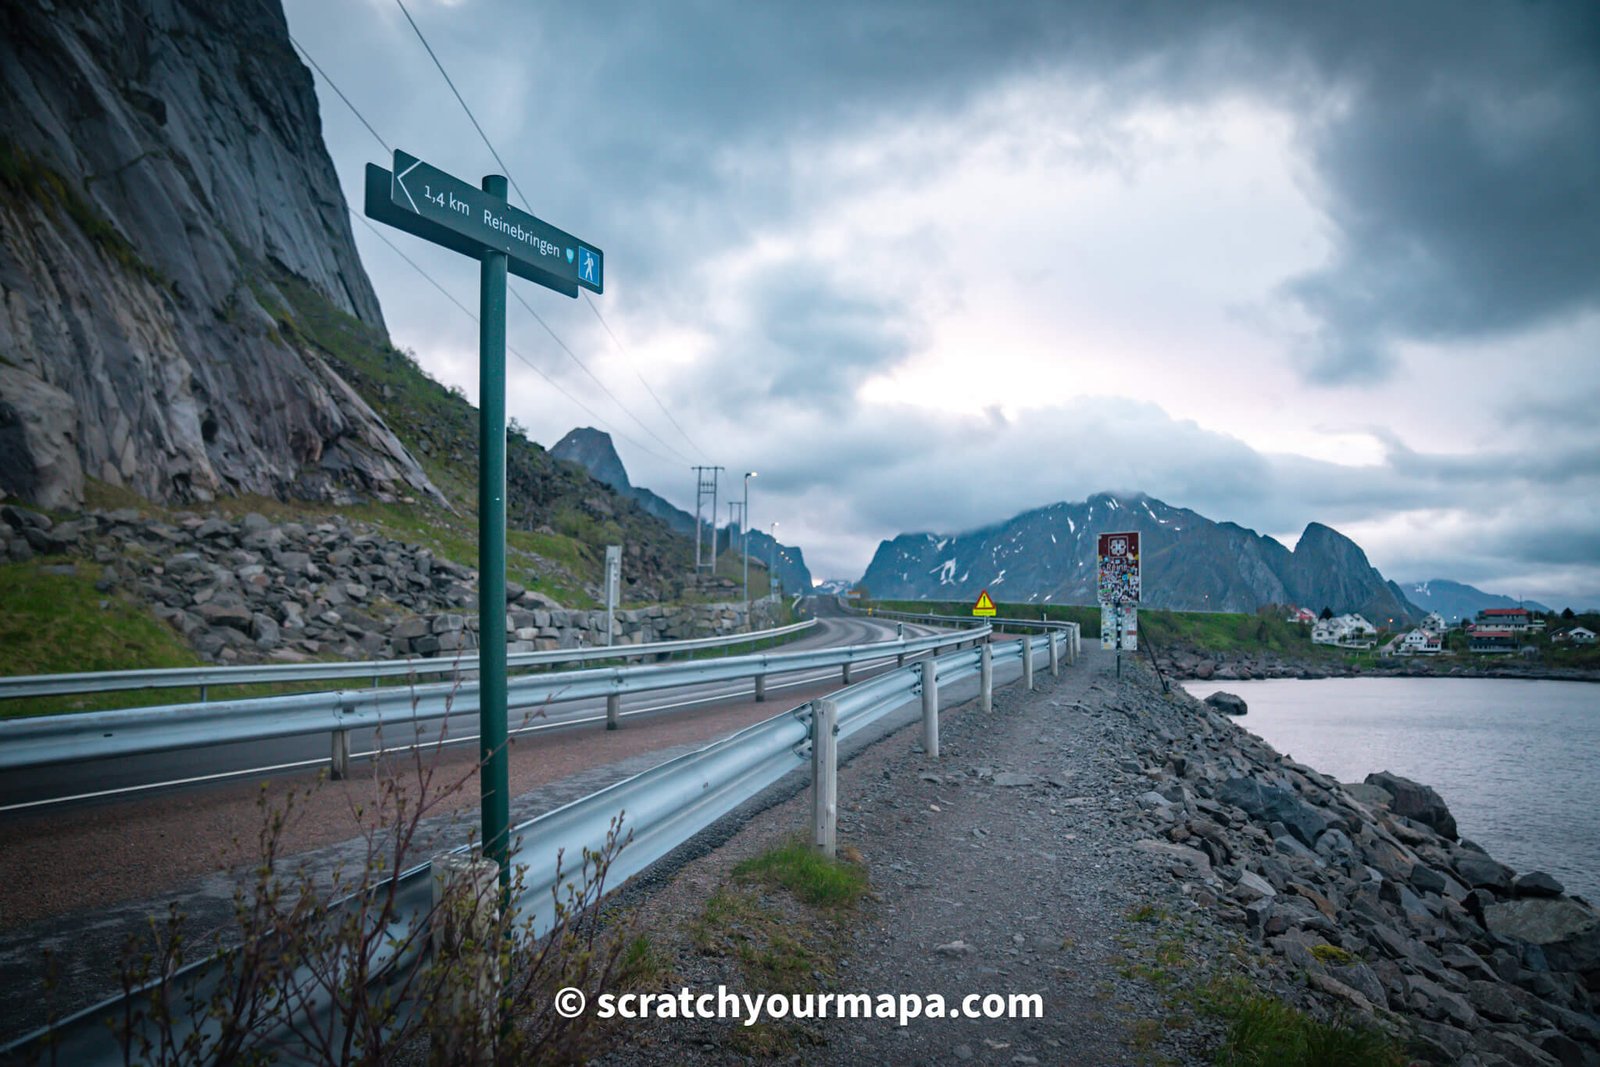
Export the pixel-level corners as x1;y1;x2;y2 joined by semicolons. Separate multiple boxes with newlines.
859;491;1417;622
0;0;439;509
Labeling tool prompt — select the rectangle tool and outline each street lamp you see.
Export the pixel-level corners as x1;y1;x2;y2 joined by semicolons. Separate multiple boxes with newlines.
743;472;756;630
769;521;779;605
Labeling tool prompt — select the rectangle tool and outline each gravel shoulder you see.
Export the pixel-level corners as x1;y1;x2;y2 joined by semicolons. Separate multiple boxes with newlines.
590;647;1215;1066
587;644;1600;1067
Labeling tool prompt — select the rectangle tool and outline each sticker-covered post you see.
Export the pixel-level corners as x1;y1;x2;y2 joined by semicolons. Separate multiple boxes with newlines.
1097;531;1141;680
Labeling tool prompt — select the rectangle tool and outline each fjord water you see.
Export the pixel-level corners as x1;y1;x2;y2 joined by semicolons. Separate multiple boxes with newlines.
1180;677;1600;901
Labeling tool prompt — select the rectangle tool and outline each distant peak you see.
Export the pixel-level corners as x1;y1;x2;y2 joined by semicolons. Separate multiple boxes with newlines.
551;427;630;492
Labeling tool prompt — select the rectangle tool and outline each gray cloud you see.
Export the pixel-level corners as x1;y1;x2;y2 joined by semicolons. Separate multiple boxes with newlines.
284;0;1600;607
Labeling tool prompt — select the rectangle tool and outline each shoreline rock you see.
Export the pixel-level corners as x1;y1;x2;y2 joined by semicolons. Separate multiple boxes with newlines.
1113;672;1600;1063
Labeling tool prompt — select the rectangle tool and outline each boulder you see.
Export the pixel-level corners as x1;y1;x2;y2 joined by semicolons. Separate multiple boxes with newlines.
196;599;252;631
1485;898;1600;975
1455;851;1515;894
1364;771;1458;840
1218;777;1331;849
1204;691;1248;715
1513;871;1566;899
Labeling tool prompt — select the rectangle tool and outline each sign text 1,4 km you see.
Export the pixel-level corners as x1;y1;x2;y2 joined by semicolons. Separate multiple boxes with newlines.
389;149;602;296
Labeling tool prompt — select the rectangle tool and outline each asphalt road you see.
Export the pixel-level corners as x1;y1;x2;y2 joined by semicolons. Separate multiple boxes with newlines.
0;598;941;811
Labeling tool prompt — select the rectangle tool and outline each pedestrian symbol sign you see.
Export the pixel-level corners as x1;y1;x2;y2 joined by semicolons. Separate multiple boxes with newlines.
972;590;997;617
579;246;601;288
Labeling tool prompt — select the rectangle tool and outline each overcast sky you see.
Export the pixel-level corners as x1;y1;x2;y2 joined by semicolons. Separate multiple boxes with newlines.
283;0;1600;608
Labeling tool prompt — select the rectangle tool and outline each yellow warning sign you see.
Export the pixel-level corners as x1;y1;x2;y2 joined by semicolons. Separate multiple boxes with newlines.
972;590;997;617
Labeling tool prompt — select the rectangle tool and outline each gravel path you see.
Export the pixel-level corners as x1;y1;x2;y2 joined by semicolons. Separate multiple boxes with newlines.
591;645;1221;1066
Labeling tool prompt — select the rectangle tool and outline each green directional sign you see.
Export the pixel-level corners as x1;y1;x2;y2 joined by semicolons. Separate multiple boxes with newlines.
385;149;602;296
360;150;608;907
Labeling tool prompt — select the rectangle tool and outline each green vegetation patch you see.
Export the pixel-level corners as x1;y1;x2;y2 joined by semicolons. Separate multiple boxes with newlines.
1198;976;1402;1067
731;836;869;910
0;559;203;718
689;838;868;1055
1114;904;1404;1066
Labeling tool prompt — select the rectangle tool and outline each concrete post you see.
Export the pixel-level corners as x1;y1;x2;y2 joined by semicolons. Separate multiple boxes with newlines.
811;699;838;857
331;729;351;780
842;660;853;685
430;852;501;1065
921;657;939;758
1049;631;1061;677
606;692;620;730
1022;634;1035;691
980;641;993;713
755;673;767;702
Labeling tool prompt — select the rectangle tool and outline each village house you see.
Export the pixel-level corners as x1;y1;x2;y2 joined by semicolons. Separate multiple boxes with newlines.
1473;607;1539;632
1398;629;1444;655
1420;611;1448;634
1552;626;1597;645
1469;629;1519;654
1312;613;1378;648
1286;607;1318;625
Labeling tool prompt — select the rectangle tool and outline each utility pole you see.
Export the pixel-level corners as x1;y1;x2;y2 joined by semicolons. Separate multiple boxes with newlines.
743;471;756;630
769;521;780;604
691;466;724;573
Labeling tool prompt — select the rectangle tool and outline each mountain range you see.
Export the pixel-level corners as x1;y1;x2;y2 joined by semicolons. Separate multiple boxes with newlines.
551;428;815;595
859;491;1419;623
1401;580;1550;623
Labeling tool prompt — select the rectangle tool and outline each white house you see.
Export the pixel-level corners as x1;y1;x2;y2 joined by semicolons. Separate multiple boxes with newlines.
1399;629;1443;655
1312;613;1379;648
1421;612;1447;634
1554;626;1597;645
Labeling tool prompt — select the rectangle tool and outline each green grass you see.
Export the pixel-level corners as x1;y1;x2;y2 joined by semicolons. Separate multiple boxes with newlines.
688;838;868;1055
0;559;204;718
731;836;869;910
1112;904;1404;1066
1197;977;1403;1067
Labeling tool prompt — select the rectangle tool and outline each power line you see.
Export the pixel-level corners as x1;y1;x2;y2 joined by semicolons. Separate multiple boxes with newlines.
509;288;692;463
393;0;532;213
388;0;710;464
353;214;679;465
583;293;708;460
289;35;390;154
288;24;680;468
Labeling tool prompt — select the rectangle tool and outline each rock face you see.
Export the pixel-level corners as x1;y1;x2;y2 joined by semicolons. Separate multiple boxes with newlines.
857;491;1416;622
0;0;441;509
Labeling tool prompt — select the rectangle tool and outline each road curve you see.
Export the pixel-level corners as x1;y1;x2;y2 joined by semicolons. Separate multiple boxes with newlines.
0;599;941;811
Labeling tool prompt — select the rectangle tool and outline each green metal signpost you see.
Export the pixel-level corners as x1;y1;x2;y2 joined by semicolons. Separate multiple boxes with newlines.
365;150;603;889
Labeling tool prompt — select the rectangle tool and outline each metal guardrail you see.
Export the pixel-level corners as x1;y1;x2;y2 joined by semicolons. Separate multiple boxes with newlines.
845;603;1082;657
0;619;819;701
0;628;978;772
4;630;1051;1064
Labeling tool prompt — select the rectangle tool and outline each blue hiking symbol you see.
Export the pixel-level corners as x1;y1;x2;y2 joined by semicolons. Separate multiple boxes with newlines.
578;246;600;287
